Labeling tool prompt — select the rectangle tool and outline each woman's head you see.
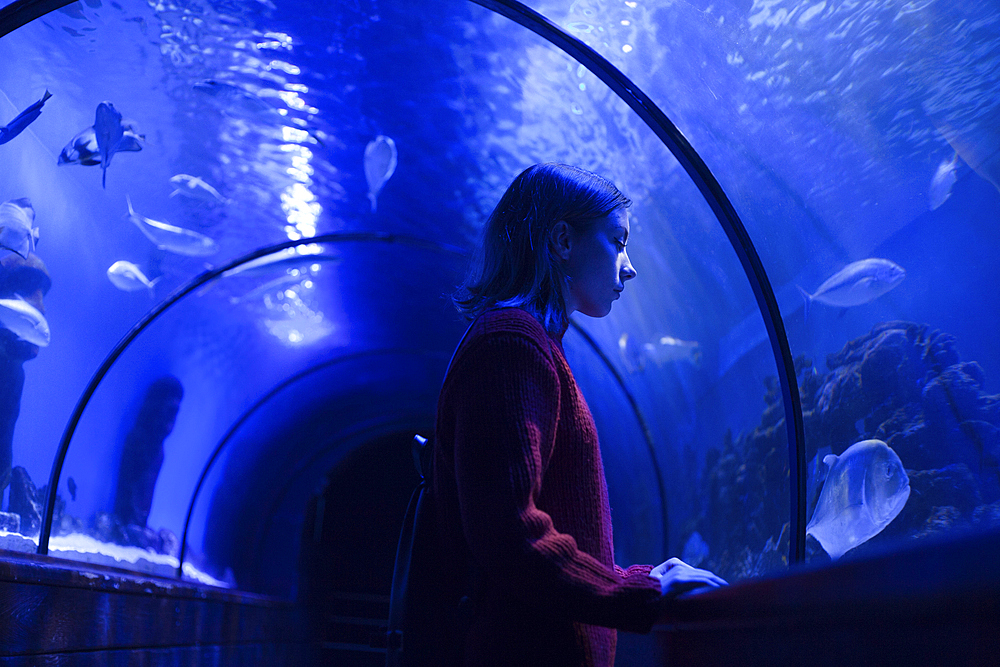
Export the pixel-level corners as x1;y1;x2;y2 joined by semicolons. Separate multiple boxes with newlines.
454;163;636;333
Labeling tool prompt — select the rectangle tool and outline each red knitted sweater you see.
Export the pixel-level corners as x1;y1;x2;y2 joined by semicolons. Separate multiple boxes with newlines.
431;308;662;667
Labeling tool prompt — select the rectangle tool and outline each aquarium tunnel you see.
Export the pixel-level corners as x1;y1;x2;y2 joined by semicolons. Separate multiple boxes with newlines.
0;0;997;664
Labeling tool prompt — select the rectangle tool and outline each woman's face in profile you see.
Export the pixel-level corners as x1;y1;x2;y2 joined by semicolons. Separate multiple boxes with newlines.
564;207;636;318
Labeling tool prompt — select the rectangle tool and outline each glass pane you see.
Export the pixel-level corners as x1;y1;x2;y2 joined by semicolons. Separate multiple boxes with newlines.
525;0;1000;562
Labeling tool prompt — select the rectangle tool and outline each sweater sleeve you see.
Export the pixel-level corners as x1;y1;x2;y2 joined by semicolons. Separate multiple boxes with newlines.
446;332;661;633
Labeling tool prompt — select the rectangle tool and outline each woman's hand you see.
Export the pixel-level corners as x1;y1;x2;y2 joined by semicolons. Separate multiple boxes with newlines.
650;557;728;598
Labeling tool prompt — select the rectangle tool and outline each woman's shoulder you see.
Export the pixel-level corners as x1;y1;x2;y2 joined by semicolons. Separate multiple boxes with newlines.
451;308;556;371
472;307;549;342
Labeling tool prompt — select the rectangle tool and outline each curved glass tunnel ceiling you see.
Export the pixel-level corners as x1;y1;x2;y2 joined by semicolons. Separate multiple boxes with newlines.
0;0;997;597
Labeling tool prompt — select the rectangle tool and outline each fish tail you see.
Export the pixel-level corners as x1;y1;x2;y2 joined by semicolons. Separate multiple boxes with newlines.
102;166;107;189
125;194;135;217
41;90;53;103
796;285;812;321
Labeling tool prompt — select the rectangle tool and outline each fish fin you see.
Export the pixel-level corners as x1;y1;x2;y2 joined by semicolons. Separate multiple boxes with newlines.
31;227;39;251
147;277;161;298
796;284;812;321
102;165;107;189
822;454;838;468
0;244;28;260
368;192;377;213
41;90;52;103
125;194;135;217
169;189;179;198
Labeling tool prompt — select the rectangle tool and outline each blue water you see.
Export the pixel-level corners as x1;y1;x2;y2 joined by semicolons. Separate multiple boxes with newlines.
0;0;997;589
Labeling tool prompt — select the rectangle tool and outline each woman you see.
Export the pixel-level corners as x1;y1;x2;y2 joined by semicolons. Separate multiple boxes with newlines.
430;163;725;667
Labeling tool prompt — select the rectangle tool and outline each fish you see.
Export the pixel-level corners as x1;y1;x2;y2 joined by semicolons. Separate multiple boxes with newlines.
107;260;159;295
125;195;219;257
0;90;52;146
929;152;958;210
169;174;229;205
193;79;275;117
618;332;700;373
806;439;910;560
67;476;77;502
0;198;39;259
681;531;709;568
936;121;1000;197
364;135;397;212
222;244;339;279
644;335;702;368
94;102;125;188
797;258;905;320
0;295;50;347
58;123;144;166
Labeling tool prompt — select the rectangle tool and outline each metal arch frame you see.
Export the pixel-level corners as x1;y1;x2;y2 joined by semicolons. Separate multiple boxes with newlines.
176;347;447;579
39;232;467;554
470;0;807;562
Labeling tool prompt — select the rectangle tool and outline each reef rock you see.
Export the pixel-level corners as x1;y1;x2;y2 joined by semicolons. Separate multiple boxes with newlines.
7;465;41;536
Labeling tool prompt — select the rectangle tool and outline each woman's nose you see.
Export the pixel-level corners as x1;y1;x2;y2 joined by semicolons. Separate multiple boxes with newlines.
621;254;637;281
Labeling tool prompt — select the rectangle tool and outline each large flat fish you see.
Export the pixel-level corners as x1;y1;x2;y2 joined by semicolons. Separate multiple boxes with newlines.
0;90;52;146
798;258;905;320
95;102;125;188
364;135;397;212
125;195;219;257
0;295;49;347
806;439;910;559
58;123;144;166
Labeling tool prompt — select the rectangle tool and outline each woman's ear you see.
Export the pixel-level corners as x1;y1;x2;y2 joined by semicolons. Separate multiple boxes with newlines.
551;220;572;261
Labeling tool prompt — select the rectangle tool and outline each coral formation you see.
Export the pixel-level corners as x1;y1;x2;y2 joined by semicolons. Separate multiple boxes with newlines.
691;321;1000;580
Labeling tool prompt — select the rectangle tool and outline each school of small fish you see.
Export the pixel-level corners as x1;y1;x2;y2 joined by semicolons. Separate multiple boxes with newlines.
806;439;910;560
798;258;906;320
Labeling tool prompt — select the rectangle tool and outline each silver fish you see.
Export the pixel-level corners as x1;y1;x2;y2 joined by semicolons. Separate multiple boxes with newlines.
364;135;397;212
193;79;275;117
929;152;958;210
644;335;702;368
169;174;229;205
0;198;39;259
107;260;159;294
806;439;910;560
125;195;219;257
0;295;49;347
798;258;905;320
95;102;125;189
618;332;700;373
58;123;144;166
0;90;52;145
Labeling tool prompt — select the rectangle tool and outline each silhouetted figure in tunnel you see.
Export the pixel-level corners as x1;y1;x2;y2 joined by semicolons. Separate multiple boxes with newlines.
112;375;184;529
0;252;51;505
405;164;727;667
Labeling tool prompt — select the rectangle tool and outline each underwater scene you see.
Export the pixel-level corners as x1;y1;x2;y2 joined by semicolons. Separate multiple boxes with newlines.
0;0;998;595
